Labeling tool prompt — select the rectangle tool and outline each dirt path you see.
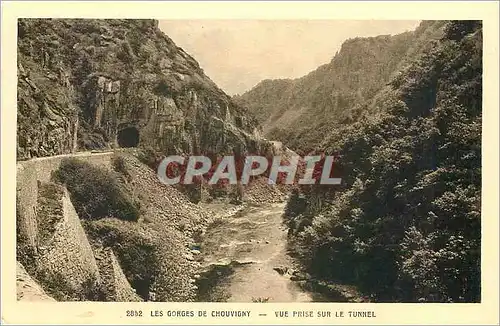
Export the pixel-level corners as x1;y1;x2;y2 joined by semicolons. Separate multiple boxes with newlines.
198;202;314;302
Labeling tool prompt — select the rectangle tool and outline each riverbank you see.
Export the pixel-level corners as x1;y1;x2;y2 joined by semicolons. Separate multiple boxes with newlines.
194;202;312;302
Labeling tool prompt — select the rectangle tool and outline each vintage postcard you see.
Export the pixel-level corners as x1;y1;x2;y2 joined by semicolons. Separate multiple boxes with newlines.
1;1;499;325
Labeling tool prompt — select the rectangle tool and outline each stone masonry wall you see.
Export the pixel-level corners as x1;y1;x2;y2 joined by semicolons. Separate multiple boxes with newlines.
94;246;142;302
109;249;142;302
36;188;101;294
15;150;152;301
16;151;114;255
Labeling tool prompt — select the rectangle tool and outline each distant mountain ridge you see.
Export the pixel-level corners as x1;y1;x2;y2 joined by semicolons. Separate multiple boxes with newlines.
234;20;446;150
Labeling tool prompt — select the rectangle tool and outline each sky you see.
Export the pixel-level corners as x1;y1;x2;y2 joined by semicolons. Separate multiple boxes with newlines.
159;20;421;95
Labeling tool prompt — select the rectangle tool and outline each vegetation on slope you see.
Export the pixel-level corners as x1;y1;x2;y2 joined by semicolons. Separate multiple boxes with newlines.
284;20;482;302
235;21;446;150
50;155;205;301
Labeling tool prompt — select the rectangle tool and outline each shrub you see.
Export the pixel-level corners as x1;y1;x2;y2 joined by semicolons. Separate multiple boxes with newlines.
111;154;132;181
35;269;104;301
136;146;161;170
53;158;140;221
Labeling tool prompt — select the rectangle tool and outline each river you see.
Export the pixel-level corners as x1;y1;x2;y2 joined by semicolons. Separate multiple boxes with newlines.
196;202;324;302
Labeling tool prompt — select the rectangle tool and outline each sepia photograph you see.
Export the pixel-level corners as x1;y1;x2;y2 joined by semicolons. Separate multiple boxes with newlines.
15;17;482;304
2;1;498;325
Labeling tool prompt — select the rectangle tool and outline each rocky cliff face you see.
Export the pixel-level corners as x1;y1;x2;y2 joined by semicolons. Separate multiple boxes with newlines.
17;19;264;160
234;21;446;150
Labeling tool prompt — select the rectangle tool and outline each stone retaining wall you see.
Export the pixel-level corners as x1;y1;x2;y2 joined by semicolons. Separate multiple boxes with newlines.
17;261;56;301
16;152;114;300
16;152;114;253
36;188;101;295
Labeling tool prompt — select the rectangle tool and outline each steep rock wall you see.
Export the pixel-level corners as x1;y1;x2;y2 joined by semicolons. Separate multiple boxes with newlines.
17;19;265;159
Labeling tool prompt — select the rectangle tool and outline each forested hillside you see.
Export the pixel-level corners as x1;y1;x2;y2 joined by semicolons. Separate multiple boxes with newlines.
283;20;482;302
235;21;446;150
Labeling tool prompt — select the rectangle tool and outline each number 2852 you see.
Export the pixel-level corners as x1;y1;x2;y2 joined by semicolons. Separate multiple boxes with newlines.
126;310;143;317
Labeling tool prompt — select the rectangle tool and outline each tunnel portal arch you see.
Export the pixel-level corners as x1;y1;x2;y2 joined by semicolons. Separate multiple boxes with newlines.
117;127;140;148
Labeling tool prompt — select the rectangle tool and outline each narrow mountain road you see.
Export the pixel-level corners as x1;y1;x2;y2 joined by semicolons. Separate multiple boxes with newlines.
199;202;315;302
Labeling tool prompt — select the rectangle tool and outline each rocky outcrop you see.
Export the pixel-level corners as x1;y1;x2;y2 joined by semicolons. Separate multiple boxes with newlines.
17;19;265;160
17;63;79;159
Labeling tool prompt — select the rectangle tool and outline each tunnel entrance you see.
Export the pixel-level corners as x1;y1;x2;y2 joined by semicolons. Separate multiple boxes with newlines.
117;127;140;148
